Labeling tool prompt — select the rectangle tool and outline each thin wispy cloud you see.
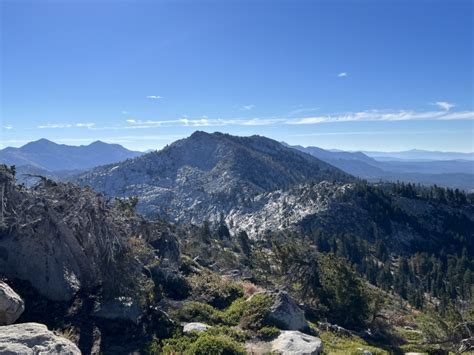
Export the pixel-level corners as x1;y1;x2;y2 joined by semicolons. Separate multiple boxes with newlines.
181;118;212;126
288;109;474;125
123;108;473;129
338;72;348;78
146;95;163;100
38;123;73;129
36;105;474;132
239;118;285;126
3;125;13;130
124;117;285;129
439;111;474;120
433;101;455;111
75;123;95;128
118;110;474;128
242;105;255;111
121;111;129;115
287;107;320;117
38;123;95;129
124;119;184;128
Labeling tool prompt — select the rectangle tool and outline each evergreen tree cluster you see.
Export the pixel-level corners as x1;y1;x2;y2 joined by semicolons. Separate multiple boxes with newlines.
310;228;472;314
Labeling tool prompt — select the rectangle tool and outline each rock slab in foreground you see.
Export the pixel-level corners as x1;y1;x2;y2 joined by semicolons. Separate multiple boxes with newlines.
271;330;323;355
0;322;81;354
0;281;25;325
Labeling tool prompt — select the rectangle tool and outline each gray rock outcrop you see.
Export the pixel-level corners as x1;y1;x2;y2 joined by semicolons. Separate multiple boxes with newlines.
93;297;142;324
0;322;81;354
0;281;25;325
271;331;323;354
0;165;180;302
183;322;210;333
268;291;307;331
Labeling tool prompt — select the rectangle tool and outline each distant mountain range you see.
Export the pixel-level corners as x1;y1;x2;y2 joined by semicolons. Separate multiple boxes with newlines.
362;149;474;161
287;144;474;191
0;139;142;171
0;139;142;184
1;136;473;191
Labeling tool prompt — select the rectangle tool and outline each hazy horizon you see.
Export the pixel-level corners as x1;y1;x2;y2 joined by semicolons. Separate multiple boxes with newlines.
2;133;474;154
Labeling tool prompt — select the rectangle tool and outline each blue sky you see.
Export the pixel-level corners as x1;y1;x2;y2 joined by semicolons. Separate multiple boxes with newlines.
1;0;473;152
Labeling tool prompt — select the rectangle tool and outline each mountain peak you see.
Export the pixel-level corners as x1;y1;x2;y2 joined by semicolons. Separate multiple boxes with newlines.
25;138;57;147
36;138;54;143
188;130;216;140
76;132;352;222
20;138;59;152
89;140;108;146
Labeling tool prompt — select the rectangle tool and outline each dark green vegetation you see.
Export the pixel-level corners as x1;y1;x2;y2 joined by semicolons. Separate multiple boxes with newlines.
273;243;370;329
336;182;473;309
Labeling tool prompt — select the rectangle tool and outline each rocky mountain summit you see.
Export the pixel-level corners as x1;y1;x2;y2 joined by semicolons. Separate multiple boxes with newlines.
76;131;352;224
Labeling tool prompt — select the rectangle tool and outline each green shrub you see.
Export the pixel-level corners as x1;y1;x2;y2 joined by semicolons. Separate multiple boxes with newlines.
256;326;280;340
179;255;202;275
222;294;274;329
221;298;247;325
150;266;191;300
320;331;388;354
188;272;244;309
206;325;251;342
175;293;274;332
144;337;162;354
175;301;223;324
162;334;197;354
273;241;371;329
238;293;273;330
187;334;246;355
162;333;245;355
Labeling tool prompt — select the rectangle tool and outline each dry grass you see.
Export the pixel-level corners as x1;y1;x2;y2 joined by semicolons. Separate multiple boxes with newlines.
240;280;263;297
